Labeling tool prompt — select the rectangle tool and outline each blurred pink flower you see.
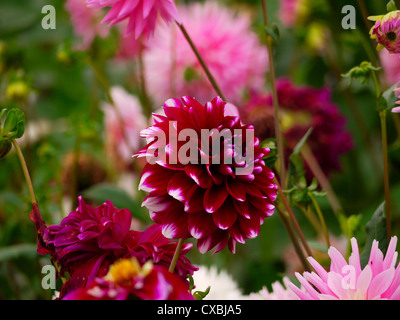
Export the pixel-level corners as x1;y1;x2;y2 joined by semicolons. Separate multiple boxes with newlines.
65;0;109;50
86;0;181;38
288;237;400;300
279;0;303;27
379;49;400;86
103;86;147;168
143;1;269;105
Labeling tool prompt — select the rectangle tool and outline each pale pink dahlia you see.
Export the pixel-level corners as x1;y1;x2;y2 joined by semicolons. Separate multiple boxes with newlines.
288;237;400;300
136;96;277;254
103;86;147;168
143;2;269;105
250;277;299;300
65;0;109;50
379;49;400;86
86;0;181;38
370;11;400;53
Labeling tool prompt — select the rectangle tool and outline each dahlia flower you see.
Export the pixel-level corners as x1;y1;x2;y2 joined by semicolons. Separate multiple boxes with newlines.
136;96;277;254
143;2;269;105
86;0;181;38
65;0;109;50
279;0;306;27
103;86;147;168
369;11;400;53
37;197;196;297
239;79;353;177
288;236;400;300
379;49;400;86
250;277;299;300
63;258;194;300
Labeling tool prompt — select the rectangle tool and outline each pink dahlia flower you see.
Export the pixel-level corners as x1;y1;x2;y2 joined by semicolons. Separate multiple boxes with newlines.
39;197;196;297
369;11;400;53
63;258;193;300
239;79;353;177
279;0;304;27
103;86;147;168
136;96;277;254
65;0;109;50
379;49;400;86
143;2;269;105
86;0;181;38
288;236;400;300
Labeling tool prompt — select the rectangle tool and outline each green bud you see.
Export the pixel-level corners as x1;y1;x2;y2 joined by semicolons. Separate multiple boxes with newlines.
0;108;26;140
0;139;12;159
342;61;381;84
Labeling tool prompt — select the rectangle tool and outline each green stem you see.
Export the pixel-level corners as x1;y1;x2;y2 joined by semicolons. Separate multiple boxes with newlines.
380;110;392;241
176;22;226;101
261;0;287;188
310;193;330;248
11;139;36;205
169;238;185;273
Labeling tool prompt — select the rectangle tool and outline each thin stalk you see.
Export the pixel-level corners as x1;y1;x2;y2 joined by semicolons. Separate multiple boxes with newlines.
276;206;311;272
380;110;392;241
310;193;331;248
301;145;343;217
169;238;185;273
11;139;36;205
261;0;286;188
138;42;152;119
275;179;313;258
176;22;226;101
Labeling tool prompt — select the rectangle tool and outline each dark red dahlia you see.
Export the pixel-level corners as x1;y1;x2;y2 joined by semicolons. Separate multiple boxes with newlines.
136;96;277;254
240;78;353;177
38;197;196;297
62;258;194;300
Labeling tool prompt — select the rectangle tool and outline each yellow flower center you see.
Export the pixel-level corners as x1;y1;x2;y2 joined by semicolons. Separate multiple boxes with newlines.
106;258;141;287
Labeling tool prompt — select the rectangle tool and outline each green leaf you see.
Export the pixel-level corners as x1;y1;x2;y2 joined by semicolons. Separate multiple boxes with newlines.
387;0;398;12
292;128;313;155
193;286;211;300
264;26;279;43
359;202;388;267
0;244;37;261
83;183;151;223
382;82;399;111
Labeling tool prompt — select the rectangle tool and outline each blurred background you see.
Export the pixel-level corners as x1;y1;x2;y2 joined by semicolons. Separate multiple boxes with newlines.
1;0;400;299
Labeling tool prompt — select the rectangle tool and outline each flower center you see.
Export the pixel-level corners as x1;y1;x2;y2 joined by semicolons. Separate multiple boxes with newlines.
387;31;397;41
106;258;141;287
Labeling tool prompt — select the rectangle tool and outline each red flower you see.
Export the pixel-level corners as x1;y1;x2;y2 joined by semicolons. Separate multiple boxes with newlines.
62;258;194;300
36;197;196;297
136;96;277;254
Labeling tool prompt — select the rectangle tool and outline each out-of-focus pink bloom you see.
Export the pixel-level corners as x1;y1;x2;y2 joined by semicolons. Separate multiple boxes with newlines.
136;96;277;254
143;2;269;105
65;0;109;50
239;79;353;178
288;237;400;300
103;86;147;168
86;0;181;38
62;258;194;300
379;49;400;86
279;0;304;27
393;85;400;112
369;11;400;53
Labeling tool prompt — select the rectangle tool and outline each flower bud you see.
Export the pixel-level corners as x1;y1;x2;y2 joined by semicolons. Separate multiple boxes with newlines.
0;139;12;159
369;11;400;53
0;108;25;141
342;61;380;84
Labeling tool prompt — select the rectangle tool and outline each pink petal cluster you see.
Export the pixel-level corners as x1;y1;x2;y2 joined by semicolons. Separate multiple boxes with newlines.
239;79;353;177
370;11;400;53
63;258;194;300
289;237;400;300
103;86;147;168
136;96;277;254
86;0;181;38
143;1;269;105
65;0;109;50
39;197;196;298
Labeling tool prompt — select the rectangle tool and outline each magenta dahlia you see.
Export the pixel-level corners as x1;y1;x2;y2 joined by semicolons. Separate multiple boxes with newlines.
136;96;277;254
37;197;196;297
63;258;194;300
143;1;269;105
86;0;181;38
288;237;400;300
239;79;353;177
369;11;400;53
